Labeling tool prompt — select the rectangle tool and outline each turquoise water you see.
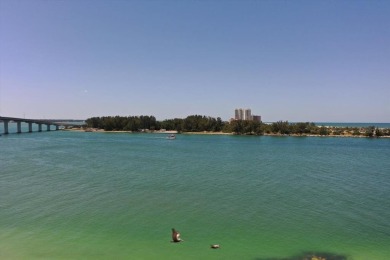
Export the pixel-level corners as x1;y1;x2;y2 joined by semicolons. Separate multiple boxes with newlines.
1;131;390;259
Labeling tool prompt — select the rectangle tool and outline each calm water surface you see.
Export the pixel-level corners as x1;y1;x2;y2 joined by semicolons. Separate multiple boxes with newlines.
1;131;389;259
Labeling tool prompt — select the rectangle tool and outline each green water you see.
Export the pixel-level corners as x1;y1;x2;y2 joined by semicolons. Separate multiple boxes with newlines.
1;132;389;259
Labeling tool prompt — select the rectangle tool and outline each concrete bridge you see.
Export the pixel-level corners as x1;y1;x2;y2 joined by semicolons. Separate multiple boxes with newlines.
0;116;83;135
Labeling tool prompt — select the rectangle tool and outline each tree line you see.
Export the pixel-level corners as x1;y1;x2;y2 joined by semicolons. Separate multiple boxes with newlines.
85;115;390;137
85;115;224;132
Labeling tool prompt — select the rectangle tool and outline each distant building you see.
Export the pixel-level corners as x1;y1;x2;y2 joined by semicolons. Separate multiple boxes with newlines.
235;108;252;120
252;115;261;122
234;109;242;120
244;109;252;120
234;108;261;122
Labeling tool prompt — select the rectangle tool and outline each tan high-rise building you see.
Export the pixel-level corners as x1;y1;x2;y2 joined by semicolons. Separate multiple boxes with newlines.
235;108;252;120
234;108;261;122
244;109;252;120
235;108;243;120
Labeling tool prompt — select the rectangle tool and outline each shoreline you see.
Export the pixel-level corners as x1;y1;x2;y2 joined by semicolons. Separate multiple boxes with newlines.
63;128;390;138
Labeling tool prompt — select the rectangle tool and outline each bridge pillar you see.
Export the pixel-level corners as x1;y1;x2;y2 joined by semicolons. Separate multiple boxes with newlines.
17;122;22;133
28;122;33;132
38;124;42;132
47;124;51;131
55;125;59;131
3;120;9;134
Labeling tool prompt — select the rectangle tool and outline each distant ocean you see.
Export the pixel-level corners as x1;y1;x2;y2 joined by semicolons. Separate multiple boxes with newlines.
261;122;390;128
314;122;390;128
1;130;389;259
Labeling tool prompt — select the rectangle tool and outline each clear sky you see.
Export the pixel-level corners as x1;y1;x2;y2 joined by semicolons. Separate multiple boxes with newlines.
1;0;389;122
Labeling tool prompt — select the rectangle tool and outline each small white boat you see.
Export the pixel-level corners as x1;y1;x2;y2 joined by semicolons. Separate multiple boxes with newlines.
167;134;176;140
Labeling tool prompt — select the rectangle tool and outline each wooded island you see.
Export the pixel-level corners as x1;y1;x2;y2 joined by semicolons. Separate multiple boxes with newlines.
84;115;390;137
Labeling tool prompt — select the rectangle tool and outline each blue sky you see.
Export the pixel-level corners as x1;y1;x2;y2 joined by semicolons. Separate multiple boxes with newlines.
1;0;389;122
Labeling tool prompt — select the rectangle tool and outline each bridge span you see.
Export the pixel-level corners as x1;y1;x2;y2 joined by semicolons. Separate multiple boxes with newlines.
0;116;83;135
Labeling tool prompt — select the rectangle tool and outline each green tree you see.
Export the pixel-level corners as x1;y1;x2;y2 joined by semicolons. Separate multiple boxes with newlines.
319;126;329;136
365;126;375;137
352;128;361;136
230;120;243;134
292;122;312;135
271;121;291;134
375;128;383;137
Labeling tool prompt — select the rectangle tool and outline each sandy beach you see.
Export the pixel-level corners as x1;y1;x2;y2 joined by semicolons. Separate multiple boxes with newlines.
64;128;390;138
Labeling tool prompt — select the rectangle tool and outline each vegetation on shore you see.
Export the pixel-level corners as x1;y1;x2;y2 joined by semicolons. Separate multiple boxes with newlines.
84;115;390;137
